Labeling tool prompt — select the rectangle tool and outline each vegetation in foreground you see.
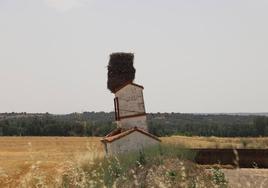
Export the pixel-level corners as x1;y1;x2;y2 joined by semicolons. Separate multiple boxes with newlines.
2;137;268;187
62;144;227;188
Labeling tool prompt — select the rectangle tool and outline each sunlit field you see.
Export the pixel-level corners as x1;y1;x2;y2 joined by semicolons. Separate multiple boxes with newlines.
1;136;268;187
0;137;103;187
162;135;268;149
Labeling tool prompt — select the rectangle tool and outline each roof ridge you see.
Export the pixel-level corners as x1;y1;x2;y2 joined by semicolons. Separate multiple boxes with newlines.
112;81;144;93
101;127;161;143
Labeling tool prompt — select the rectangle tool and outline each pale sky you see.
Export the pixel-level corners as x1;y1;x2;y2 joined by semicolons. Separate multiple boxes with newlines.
0;0;268;114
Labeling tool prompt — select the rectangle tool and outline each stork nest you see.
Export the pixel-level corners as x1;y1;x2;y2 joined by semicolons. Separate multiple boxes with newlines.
107;52;136;93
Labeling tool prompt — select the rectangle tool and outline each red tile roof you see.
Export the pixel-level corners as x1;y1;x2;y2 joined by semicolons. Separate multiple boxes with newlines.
101;127;161;143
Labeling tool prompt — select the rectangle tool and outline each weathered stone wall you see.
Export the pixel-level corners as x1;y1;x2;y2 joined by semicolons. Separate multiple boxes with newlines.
118;115;147;130
115;84;145;118
107;131;159;155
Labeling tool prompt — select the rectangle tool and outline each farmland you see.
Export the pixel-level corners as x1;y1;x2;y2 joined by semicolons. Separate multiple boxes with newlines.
163;135;268;149
0;137;103;187
1;136;268;187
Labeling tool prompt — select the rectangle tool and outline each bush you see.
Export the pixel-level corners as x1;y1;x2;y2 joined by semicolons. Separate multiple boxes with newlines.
211;166;228;187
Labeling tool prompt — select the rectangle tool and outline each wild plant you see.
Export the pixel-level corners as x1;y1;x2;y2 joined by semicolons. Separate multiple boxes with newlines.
211;166;228;188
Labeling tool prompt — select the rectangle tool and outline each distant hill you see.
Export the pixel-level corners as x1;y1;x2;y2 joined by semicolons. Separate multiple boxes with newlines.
192;113;268;117
1;112;267;120
228;113;268;117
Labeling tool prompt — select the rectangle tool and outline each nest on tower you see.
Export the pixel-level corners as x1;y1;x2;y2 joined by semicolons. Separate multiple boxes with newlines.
107;52;136;93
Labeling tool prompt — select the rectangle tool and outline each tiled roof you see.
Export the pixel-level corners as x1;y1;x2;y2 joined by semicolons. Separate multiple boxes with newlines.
104;128;123;137
101;127;161;143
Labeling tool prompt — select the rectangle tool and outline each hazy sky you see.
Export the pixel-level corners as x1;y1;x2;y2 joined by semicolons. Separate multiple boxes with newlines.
0;0;268;114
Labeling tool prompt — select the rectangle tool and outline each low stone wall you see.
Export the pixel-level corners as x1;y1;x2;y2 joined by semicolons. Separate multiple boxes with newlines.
193;149;268;168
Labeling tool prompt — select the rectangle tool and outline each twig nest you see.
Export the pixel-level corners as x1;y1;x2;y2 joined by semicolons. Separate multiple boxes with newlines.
107;52;136;93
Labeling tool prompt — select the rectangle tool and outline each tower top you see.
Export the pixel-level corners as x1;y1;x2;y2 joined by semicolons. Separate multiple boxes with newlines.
110;52;134;63
107;52;136;93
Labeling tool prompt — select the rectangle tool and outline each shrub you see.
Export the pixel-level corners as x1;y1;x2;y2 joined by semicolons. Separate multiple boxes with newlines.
211;166;228;187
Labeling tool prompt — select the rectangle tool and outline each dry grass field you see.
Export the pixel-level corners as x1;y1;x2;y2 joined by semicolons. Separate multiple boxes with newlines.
1;136;268;187
162;135;268;149
0;137;104;187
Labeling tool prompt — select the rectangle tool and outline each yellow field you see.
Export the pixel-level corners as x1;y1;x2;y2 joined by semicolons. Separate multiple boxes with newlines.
0;137;103;187
162;135;268;149
1;136;268;187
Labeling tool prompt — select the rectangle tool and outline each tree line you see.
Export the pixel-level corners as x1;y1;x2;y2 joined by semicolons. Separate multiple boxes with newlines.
0;112;268;137
148;113;268;137
0;112;116;136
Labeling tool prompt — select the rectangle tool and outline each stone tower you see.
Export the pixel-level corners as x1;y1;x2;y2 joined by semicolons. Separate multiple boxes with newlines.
101;53;160;155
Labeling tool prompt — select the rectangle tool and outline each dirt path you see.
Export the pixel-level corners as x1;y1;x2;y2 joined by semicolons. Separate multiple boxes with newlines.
223;169;268;188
